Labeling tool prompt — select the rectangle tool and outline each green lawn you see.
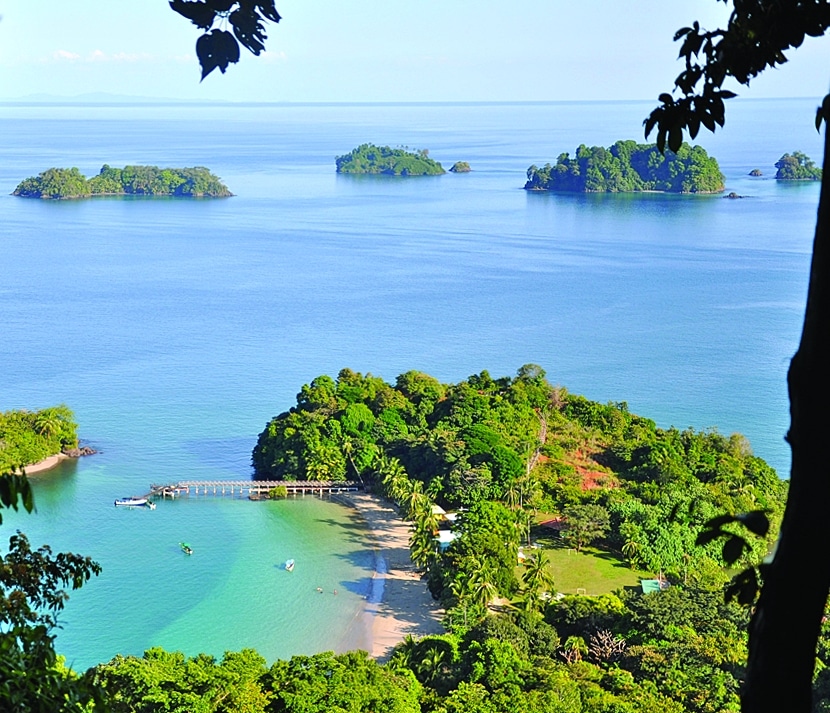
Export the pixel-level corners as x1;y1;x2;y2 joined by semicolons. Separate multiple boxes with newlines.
524;532;652;595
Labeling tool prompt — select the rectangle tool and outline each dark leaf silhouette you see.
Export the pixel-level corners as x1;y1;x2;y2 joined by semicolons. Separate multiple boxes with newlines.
169;0;216;30
196;29;240;80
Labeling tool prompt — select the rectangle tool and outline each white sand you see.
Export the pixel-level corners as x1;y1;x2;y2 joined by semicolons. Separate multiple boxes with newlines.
20;453;69;475
336;492;444;660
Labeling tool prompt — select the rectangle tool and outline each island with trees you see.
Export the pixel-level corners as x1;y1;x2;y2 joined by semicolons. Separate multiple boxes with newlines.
12;164;233;199
774;151;822;181
0;405;82;472
524;140;725;194
449;161;471;173
335;144;446;175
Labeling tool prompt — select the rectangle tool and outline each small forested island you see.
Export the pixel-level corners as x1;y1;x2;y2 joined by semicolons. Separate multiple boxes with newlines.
12;164;233;199
449;161;471;173
525;140;725;193
335;143;446;175
775;151;822;181
0;405;82;471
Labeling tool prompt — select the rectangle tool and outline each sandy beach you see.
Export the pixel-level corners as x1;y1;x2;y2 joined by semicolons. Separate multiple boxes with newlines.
19;453;69;475
336;492;444;660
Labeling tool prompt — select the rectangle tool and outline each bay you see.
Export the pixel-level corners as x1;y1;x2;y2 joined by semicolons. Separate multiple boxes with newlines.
0;98;820;668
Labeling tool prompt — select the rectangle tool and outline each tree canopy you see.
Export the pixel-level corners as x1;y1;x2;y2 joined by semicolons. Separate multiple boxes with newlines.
775;151;823;181
13;165;233;199
525;140;724;194
335;144;446;176
0;406;79;473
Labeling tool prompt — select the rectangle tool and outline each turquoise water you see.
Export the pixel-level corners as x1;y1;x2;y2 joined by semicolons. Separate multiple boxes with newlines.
0;98;822;668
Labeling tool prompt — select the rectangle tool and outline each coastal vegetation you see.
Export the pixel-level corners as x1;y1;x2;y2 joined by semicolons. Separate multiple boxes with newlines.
12;164;233;199
774;151;822;181
0;405;79;472
524;140;724;193
335;144;446;176
449;161;471;173
0;371;817;712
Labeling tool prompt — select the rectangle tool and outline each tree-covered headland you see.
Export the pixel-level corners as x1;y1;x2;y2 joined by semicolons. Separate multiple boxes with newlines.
775;152;823;181
0;406;79;472
335;144;446;176
253;366;785;586
525;140;725;194
12;164;233;199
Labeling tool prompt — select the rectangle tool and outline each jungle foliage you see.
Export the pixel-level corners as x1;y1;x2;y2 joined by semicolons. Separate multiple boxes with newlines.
524;140;724;193
775;151;823;181
252;367;786;597
0;405;79;473
13;164;233;199
335;144;446;176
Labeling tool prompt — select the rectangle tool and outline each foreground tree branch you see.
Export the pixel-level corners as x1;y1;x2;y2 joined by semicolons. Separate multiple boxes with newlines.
742;97;830;713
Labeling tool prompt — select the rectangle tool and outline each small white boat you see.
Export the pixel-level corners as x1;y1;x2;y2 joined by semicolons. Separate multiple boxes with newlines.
146;501;156;510
114;497;148;507
284;559;295;572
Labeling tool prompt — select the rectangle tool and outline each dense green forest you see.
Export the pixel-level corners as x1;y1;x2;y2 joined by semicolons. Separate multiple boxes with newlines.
12;164;233;199
4;371;825;711
335;144;446;175
775;151;823;181
524;140;725;194
0;405;78;472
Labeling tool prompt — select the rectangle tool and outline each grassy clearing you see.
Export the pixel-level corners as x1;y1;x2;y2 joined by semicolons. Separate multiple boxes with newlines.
525;530;652;595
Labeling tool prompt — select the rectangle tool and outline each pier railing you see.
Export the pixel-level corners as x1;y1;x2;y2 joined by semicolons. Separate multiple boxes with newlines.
148;480;363;500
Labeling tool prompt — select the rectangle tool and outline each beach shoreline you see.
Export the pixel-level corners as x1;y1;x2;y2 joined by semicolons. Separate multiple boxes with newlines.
20;453;69;475
334;492;444;660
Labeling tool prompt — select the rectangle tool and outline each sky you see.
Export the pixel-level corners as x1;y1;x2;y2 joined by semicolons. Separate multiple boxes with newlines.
1;1;829;102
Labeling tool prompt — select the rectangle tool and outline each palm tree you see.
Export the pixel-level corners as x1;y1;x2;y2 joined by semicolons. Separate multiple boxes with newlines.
468;561;498;609
621;539;642;570
521;551;555;611
402;479;427;520
449;574;472;628
388;635;417;671
409;522;438;571
416;644;448;687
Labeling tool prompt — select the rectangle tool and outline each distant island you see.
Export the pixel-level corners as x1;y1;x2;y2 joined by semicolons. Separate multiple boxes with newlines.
335;144;445;175
525;140;725;194
12;165;233;199
775;151;822;181
449;161;471;173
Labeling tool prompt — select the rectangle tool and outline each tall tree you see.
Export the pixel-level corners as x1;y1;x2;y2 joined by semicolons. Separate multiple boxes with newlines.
646;4;830;711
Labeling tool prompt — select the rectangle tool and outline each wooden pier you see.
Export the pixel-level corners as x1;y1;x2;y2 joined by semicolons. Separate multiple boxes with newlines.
147;480;362;500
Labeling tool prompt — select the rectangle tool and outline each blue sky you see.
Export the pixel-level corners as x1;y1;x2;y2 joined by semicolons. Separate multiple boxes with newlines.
1;1;829;102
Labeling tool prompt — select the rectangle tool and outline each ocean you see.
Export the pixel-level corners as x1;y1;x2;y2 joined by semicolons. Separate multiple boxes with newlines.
0;98;821;669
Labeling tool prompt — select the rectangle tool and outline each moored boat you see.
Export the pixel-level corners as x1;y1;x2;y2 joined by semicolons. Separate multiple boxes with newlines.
180;542;193;555
284;558;295;572
114;497;148;507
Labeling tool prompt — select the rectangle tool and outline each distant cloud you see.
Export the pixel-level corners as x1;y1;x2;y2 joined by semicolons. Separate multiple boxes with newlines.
52;49;81;61
47;49;157;64
261;50;287;63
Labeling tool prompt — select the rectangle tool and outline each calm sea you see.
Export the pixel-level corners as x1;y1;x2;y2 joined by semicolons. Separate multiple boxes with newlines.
0;98;822;669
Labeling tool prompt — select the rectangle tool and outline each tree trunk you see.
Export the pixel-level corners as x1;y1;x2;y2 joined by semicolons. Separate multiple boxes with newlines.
743;114;830;712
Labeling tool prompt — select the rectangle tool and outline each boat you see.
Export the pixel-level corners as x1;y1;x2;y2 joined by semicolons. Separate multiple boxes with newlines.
146;501;156;510
284;558;295;572
180;542;193;555
114;497;148;507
